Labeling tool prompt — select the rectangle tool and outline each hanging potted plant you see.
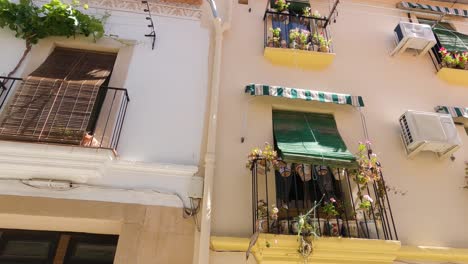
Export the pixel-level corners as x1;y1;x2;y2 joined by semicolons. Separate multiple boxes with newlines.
246;142;279;174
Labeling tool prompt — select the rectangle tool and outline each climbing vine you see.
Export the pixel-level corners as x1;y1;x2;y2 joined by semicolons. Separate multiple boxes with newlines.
0;0;107;77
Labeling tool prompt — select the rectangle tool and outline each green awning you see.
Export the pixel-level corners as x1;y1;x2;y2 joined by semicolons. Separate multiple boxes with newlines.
436;105;468;118
433;27;468;52
245;84;365;107
273;110;357;168
399;2;468;18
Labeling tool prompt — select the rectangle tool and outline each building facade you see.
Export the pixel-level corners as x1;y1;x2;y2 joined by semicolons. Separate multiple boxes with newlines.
0;0;213;263
207;0;468;263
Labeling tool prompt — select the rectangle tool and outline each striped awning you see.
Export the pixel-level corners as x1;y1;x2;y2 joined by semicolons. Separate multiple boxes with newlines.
399;2;468;18
435;106;468;118
245;84;364;107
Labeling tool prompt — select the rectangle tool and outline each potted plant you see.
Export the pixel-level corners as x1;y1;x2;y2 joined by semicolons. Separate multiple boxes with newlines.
313;32;331;52
268;27;281;48
271;0;290;13
302;6;311;17
289;28;300;49
246;142;279;174
439;47;468;70
298;29;310;50
321;198;341;236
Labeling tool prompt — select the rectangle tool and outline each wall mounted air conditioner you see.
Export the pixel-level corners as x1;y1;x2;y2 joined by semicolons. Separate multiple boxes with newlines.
390;21;437;57
399;110;461;159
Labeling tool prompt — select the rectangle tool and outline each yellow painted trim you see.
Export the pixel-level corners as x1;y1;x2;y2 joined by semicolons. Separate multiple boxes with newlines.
211;235;401;263
437;67;468;87
211;235;468;263
263;47;335;70
397;245;468;263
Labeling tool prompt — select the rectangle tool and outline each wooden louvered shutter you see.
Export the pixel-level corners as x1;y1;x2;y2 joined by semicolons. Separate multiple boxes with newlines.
0;48;116;145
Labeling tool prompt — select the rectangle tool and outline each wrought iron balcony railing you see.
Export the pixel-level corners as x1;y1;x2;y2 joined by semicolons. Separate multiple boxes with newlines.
250;159;398;240
263;1;334;53
0;76;129;151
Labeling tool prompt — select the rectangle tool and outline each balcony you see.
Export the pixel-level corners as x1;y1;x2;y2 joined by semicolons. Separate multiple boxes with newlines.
0;76;129;152
263;1;336;70
429;36;468;86
241;156;399;263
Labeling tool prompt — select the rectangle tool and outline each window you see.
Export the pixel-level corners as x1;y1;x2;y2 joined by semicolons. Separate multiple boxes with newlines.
0;47;117;146
0;229;118;264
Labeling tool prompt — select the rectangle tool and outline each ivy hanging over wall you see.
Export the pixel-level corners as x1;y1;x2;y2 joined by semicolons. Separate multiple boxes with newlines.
0;0;107;77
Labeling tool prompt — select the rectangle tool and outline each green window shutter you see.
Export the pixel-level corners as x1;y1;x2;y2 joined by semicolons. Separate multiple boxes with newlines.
419;19;468;52
272;110;356;168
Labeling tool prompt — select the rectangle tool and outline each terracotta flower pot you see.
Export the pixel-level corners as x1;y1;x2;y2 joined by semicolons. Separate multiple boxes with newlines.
320;45;329;53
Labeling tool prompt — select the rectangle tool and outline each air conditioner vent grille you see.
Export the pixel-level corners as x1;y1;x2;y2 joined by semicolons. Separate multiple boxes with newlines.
399;115;413;145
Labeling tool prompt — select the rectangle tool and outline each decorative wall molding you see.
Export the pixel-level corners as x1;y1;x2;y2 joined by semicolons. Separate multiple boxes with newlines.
87;0;203;20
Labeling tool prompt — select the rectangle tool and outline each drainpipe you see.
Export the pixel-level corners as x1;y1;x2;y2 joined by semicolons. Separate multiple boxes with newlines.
194;0;231;263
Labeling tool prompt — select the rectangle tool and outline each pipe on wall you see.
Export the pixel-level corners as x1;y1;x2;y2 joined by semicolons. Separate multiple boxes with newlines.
193;0;232;263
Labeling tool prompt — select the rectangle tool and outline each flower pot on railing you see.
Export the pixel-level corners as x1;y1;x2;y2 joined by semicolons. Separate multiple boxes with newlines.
256;218;269;233
319;45;330;53
323;219;342;237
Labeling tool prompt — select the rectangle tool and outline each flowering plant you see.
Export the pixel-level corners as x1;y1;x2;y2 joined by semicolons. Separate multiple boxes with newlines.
439;47;468;69
298;29;310;45
289;28;300;44
274;0;290;12
270;27;281;38
246;142;279;170
302;7;311;17
321;197;339;219
268;27;282;47
313;32;331;51
359;194;373;211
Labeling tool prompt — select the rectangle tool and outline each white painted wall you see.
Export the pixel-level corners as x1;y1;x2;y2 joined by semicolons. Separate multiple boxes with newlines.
0;7;210;166
0;4;210;209
212;0;468;250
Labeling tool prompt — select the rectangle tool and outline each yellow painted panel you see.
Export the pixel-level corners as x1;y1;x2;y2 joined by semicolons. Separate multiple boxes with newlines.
437;67;468;86
263;47;335;70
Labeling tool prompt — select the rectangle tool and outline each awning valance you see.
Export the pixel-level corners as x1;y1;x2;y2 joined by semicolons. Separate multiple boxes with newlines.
273;110;357;168
398;2;468;18
245;84;365;107
435;106;468;119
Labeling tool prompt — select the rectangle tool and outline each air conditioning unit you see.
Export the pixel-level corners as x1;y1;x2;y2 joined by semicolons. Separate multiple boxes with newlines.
399;110;461;159
390;21;437;57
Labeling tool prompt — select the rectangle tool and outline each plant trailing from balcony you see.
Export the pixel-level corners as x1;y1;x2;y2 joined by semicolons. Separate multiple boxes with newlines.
439;47;468;70
0;0;107;78
268;27;281;48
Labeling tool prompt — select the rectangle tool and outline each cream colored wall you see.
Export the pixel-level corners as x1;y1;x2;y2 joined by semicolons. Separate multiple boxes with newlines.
212;0;468;249
0;195;195;264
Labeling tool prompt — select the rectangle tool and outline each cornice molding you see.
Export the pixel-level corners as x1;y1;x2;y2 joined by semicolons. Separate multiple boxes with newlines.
87;0;202;20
